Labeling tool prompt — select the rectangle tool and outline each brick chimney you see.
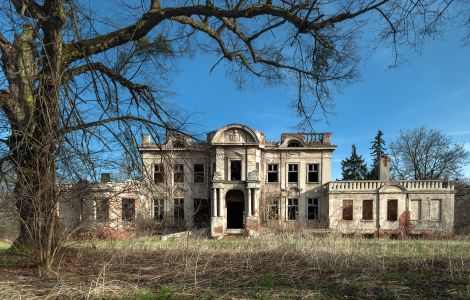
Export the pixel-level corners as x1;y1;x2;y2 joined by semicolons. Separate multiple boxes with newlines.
101;173;111;183
379;156;390;181
142;134;151;144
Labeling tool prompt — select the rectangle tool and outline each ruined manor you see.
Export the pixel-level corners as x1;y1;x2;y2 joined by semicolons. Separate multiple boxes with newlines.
59;123;455;237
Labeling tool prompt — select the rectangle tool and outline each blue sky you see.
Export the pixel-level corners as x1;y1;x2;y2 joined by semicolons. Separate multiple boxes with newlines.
167;30;470;180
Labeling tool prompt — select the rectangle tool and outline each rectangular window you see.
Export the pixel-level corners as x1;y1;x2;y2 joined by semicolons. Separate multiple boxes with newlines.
387;199;398;221
307;163;320;183
288;164;299;183
431;199;442;221
96;198;109;222
267;199;279;219
410;199;422;221
174;198;185;222
174;164;184;183
362;200;373;220
231;160;241;181
267;164;278;182
194;164;205;183
307;198;319;220
343;200;353;220
287;198;298;220
122;198;135;221
154;164;164;183
154;198;164;221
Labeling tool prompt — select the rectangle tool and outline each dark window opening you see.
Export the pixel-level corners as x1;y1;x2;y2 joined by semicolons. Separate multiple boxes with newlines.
173;140;185;148
288;164;298;183
174;164;184;183
154;198;164;221
193;198;210;227
362;200;373;220
268;199;279;219
122;198;135;221
287;141;303;147
96;198;109;222
154;164;164;183
267;164;278;182
307;163;319;183
387;200;398;221
308;198;319;220
343;200;353;220
194;164;205;183
174;198;184;222
231;160;242;181
288;198;298;220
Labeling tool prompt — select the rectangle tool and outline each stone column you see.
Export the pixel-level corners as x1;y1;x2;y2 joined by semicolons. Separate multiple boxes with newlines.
212;188;217;217
247;188;252;217
253;189;259;217
218;189;223;217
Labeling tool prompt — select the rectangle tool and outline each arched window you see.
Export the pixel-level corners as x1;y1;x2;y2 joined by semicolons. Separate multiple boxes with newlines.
287;140;303;147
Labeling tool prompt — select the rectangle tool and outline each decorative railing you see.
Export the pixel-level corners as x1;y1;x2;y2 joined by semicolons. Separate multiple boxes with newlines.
327;180;454;191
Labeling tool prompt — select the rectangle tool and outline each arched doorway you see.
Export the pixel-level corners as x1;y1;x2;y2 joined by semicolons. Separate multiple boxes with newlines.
226;189;245;229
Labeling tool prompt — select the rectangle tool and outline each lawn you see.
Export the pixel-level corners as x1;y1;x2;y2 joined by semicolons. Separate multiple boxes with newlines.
1;234;470;299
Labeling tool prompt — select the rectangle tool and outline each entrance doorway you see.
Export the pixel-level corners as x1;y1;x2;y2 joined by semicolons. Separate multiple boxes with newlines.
226;189;245;229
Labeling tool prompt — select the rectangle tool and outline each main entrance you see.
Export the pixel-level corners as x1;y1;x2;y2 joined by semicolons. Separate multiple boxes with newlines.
226;189;245;229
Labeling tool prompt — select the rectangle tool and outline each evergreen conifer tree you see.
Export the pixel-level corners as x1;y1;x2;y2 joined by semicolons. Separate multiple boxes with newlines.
341;145;368;180
368;130;387;179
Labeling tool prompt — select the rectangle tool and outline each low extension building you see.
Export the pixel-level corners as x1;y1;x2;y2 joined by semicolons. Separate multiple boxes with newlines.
59;123;455;238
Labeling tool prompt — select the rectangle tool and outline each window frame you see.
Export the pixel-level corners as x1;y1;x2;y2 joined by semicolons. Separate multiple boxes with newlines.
230;160;242;181
342;199;353;221
154;198;165;221
287;163;299;183
174;164;184;183
410;199;422;221
362;200;373;221
307;163;320;183
174;198;185;222
267;199;279;220
307;198;319;220
287;198;299;220
267;163;279;183
95;198;109;222
387;199;398;221
121;198;135;222
430;199;442;221
154;163;164;183
193;163;205;183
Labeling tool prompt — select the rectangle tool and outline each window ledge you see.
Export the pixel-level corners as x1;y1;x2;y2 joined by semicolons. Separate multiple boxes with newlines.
361;220;374;222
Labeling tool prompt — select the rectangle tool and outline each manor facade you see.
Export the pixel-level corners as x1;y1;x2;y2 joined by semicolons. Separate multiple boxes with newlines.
60;123;455;237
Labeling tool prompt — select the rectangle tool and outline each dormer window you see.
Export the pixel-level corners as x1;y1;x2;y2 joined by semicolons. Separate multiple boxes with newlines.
287;140;302;147
173;139;185;148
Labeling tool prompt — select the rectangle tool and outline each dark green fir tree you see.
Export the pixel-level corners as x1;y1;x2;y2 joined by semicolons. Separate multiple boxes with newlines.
341;145;368;180
368;130;387;179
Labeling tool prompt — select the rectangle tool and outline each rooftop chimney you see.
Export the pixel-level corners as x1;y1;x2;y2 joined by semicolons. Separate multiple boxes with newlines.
101;173;111;183
379;156;390;181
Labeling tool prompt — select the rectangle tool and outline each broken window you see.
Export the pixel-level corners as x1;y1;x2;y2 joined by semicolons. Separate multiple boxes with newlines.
287;198;298;220
267;199;279;219
174;198;184;222
307;198;319;220
343;200;353;220
307;163;320;183
174;164;184;183
95;198;109;222
431;199;442;221
122;198;135;222
387;199;398;221
410;199;422;221
287;141;302;147
154;164;164;183
193;198;210;227
362;200;373;220
267;164;278;183
154;198;164;221
194;164;205;183
288;164;299;183
230;160;242;181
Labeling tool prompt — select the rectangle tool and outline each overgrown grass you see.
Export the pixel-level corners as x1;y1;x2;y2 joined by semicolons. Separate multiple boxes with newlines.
0;242;11;250
2;234;470;299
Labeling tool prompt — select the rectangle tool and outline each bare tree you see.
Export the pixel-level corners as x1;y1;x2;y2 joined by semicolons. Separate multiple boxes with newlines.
0;0;462;269
390;127;469;180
